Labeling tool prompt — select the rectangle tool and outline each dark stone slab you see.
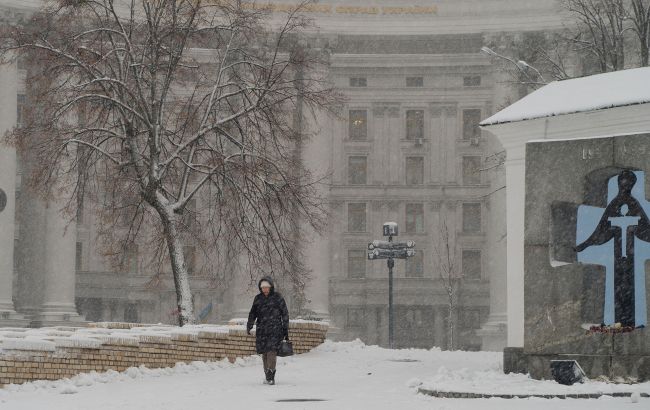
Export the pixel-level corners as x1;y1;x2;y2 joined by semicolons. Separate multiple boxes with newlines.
520;134;650;380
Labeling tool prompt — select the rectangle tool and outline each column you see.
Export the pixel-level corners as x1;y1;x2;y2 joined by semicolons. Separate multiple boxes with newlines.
477;139;508;351
32;200;85;326
0;57;28;326
443;105;458;184
302;109;332;320
428;104;443;184
503;145;526;347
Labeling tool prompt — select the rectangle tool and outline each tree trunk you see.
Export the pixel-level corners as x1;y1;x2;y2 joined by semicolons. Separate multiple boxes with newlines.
157;204;195;326
447;292;455;351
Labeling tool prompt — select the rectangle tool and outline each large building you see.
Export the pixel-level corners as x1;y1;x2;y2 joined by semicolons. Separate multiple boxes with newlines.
0;0;566;350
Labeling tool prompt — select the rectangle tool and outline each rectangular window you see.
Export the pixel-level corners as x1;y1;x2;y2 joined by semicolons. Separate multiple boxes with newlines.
405;110;424;140
182;199;197;230
405;203;424;233
461;309;482;330
348;156;367;185
348;110;368;140
462;109;482;140
462;156;482;185
76;195;84;224
349;77;367;87
347;308;365;327
75;242;83;271
348;203;367;232
405;156;424;185
405;250;424;278
462;203;481;233
463;76;481;87
406;77;424;87
462;250;482;280
121;244;139;274
16;94;26;128
348;249;366;279
184;245;196;275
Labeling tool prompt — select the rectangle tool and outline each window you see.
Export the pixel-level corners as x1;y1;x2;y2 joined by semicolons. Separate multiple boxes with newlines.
463;76;481;87
348;249;366;279
121;243;139;274
75;242;83;271
462;250;482;280
182;199;197;230
405;156;424;185
349;77;367;87
406;110;424;140
76;195;84;224
16;94;26;128
348;203;367;232
405;203;424;233
462;156;482;185
406;77;424;87
462;109;482;140
461;309;482;330
16;54;27;70
348;110;368;140
405;250;424;278
124;303;139;323
462;203;481;233
184;245;196;275
348;156;367;185
347;308;365;327
403;308;424;327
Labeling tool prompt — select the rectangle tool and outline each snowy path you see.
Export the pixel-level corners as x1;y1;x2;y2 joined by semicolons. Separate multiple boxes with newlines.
1;340;648;409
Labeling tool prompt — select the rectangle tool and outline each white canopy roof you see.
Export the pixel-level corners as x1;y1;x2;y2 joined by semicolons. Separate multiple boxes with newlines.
481;67;650;126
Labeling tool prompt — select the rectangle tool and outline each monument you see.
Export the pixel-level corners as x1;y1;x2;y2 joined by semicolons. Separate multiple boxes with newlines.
523;136;650;381
481;67;650;381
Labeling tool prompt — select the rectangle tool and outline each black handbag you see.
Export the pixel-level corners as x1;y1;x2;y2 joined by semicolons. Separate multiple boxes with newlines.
277;339;294;357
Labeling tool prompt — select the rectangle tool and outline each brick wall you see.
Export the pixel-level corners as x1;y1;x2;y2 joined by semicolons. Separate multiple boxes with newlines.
0;320;328;386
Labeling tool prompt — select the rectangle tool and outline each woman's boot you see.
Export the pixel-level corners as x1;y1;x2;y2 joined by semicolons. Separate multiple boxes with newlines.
268;369;276;385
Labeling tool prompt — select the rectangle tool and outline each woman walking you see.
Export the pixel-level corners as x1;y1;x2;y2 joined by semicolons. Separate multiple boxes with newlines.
246;276;289;385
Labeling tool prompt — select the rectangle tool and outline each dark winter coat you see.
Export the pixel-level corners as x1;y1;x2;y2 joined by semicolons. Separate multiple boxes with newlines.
246;277;289;354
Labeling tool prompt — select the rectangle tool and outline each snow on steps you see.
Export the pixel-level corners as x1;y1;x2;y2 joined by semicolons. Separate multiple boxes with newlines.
0;319;328;386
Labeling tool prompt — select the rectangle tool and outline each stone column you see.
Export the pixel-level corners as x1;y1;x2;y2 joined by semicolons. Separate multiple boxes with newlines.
0;59;28;327
502;145;526;347
32;201;85;326
429;104;444;184
442;105;458;184
477;140;508;351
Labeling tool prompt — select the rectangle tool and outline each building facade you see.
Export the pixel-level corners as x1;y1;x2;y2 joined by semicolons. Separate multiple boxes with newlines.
0;0;567;350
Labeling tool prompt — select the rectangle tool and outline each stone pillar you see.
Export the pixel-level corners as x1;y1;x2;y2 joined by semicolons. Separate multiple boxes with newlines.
429;104;444;184
0;59;28;327
477;140;508;351
442;105;458;184
502;144;526;347
31;201;85;326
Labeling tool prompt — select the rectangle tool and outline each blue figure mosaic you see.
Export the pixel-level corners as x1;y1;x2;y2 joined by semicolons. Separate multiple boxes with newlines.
575;170;649;328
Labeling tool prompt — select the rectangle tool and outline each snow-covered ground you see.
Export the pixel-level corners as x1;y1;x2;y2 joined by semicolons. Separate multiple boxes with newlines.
1;340;648;409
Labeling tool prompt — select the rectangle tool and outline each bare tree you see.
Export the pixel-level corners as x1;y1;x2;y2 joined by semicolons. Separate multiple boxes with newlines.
432;221;461;350
561;0;629;72
1;0;338;326
630;0;650;66
483;1;650;91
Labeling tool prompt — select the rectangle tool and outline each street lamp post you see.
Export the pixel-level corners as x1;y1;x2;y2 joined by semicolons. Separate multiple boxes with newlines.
367;222;415;349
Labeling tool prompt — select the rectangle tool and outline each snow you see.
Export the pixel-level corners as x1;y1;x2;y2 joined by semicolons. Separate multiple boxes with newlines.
1;340;648;409
481;67;650;126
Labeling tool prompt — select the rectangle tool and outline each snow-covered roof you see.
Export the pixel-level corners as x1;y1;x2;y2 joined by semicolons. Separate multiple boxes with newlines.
481;67;650;126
